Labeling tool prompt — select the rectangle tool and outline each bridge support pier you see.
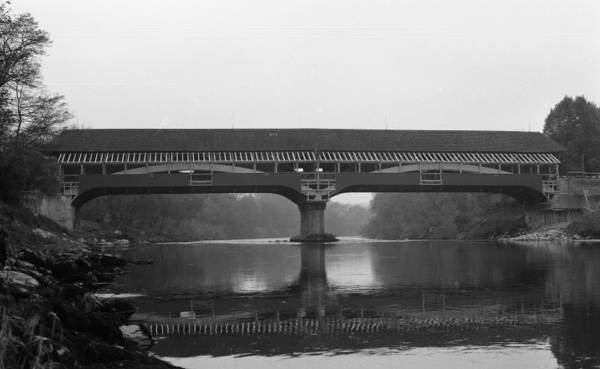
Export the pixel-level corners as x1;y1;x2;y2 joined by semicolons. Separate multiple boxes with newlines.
22;192;75;230
290;201;337;242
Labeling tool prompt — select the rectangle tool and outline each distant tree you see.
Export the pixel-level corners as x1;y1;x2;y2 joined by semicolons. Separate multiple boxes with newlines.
543;96;600;173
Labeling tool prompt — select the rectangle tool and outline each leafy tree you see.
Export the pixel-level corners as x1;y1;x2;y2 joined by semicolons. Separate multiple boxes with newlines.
543;96;600;174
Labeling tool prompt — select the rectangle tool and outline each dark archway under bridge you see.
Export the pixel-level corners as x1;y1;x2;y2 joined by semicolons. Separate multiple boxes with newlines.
45;128;565;239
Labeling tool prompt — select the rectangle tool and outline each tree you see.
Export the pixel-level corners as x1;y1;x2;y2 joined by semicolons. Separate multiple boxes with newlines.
0;2;71;203
543;96;600;174
0;3;49;89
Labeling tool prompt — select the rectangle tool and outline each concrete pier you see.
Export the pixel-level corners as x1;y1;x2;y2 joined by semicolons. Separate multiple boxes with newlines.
22;192;75;230
290;201;337;242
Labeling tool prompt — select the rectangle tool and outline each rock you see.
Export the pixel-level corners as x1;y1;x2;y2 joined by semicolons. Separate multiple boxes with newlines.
50;340;78;367
0;270;41;299
60;282;88;300
113;239;130;247
130;259;153;265
89;312;125;344
51;260;81;279
79;292;104;313
8;261;53;286
55;303;93;333
84;341;135;363
120;324;153;350
32;228;56;240
100;299;136;320
17;249;50;269
94;254;128;268
76;257;93;272
0;270;40;289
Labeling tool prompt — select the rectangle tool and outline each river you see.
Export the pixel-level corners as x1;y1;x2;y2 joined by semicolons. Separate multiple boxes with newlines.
105;238;600;369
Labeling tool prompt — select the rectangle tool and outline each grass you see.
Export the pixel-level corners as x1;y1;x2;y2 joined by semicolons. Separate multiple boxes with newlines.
0;306;57;369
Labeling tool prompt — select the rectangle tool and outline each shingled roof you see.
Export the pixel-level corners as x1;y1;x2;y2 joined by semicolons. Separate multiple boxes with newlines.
45;129;565;153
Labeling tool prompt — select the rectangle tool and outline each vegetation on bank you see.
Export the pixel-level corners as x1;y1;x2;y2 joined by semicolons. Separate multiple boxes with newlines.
0;5;177;367
365;96;600;240
0;2;72;205
567;212;600;239
79;194;370;241
364;193;526;239
0;202;179;368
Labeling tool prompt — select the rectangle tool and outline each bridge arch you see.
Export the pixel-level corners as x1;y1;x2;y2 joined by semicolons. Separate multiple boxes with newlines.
113;163;264;175
371;163;511;175
71;184;303;209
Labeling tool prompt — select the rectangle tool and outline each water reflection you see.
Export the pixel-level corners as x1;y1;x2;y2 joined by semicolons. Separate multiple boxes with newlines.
112;240;600;368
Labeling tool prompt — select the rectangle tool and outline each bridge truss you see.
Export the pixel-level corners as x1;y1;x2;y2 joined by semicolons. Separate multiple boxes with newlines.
56;150;561;201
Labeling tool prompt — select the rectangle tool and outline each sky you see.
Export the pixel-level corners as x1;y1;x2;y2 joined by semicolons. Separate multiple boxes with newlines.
11;0;600;204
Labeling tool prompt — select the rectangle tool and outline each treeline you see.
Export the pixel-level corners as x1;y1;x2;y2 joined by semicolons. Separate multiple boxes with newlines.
364;193;524;239
366;95;600;240
79;194;370;241
0;3;71;204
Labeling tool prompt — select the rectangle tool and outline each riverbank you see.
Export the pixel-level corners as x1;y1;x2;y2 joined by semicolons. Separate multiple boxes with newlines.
0;203;180;368
502;213;600;242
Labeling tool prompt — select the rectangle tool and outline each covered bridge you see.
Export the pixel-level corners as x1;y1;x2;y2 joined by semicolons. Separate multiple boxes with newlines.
44;129;564;239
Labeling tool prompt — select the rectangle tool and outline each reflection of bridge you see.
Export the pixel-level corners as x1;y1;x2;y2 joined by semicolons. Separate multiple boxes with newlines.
144;310;560;337
45;129;564;238
130;243;564;358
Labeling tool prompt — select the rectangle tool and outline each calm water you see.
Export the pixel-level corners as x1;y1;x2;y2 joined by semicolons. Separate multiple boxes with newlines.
108;239;600;369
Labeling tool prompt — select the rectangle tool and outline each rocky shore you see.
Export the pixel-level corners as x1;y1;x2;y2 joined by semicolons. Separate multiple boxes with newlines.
504;229;585;241
0;204;179;369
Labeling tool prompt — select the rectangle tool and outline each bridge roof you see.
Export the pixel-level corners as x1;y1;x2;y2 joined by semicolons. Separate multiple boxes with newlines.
46;129;565;153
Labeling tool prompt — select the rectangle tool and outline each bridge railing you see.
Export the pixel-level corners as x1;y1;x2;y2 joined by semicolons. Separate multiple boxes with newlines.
542;180;559;196
61;182;79;198
420;171;443;185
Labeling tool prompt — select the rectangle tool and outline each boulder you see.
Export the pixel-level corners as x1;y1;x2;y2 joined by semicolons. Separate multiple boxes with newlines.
51;260;81;279
0;270;40;289
17;249;50;269
32;228;57;240
120;324;153;350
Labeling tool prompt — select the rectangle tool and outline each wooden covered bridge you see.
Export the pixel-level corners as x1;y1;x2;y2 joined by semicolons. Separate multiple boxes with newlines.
44;129;564;240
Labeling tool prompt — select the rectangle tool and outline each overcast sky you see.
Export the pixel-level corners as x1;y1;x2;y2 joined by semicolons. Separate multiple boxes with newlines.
13;0;600;132
11;0;600;204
